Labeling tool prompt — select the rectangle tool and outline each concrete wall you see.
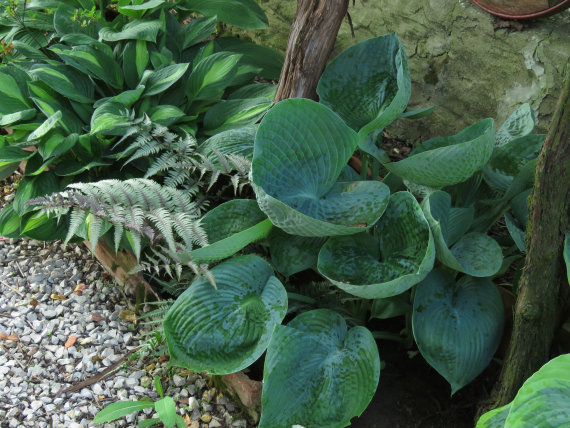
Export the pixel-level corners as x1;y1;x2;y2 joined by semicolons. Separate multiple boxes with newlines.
245;0;570;142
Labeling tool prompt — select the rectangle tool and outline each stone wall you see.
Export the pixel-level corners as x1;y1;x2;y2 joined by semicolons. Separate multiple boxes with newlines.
246;0;570;142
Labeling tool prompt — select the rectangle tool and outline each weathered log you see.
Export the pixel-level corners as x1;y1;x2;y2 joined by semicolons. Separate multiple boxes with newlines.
274;0;349;102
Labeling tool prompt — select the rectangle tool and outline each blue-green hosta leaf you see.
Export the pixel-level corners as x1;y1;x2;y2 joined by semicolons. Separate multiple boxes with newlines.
260;309;380;428
317;33;411;137
252;99;390;236
476;403;512;428
141;63;190;97
504;353;570;427
496;103;535;148
99;19;162;43
412;270;504;394
505;213;526;252
164;255;287;374
385;119;495;187
50;44;123;89
199;124;257;165
483;134;545;192
189;200;271;263
90;102;133;136
0;109;36;127
178;0;268;29
186;52;242;101
317;192;435;299
31;64;94;104
421;191;502;276
203;97;272;135
269;229;327;277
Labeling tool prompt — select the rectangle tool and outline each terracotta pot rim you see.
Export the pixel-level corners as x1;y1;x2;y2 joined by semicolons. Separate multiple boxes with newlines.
471;0;570;19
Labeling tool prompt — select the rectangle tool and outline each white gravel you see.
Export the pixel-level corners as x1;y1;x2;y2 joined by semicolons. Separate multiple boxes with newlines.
0;238;249;428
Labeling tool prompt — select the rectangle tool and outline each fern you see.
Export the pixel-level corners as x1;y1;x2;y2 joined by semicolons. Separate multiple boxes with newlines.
27;178;208;260
115;116;251;192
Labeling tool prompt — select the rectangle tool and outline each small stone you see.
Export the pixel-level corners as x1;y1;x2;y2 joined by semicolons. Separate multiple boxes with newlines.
92;384;105;395
209;418;222;428
172;374;185;387
43;310;58;320
188;397;199;411
30;400;43;412
200;413;212;423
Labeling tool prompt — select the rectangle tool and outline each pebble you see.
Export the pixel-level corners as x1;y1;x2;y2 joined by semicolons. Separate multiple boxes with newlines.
0;237;242;427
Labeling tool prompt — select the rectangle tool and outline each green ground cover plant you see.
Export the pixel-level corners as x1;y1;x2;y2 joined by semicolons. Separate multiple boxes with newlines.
1;7;551;425
0;0;282;247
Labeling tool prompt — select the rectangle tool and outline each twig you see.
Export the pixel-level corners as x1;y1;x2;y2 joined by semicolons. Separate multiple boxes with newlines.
1;344;26;371
0;313;11;318
0;279;24;297
55;347;140;398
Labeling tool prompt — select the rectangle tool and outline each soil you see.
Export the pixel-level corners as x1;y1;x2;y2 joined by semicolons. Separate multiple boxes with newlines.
352;339;499;428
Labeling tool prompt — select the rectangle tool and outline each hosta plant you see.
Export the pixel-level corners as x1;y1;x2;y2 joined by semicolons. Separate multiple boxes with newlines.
0;0;282;245
160;33;544;427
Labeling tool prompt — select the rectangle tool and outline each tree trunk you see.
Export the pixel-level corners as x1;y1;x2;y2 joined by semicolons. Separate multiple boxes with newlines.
274;0;349;102
490;66;570;408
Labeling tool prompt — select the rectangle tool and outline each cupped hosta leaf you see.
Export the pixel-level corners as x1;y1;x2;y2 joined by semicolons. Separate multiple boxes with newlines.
385;119;495;187
141;63;190;97
199;124;257;164
496;103;535;148
260;309;380;428
269;229;327;277
178;0;268;29
503;353;570;427
317;33;411;136
421;190;502;277
90;102;133;136
203;97;272;135
318;192;435;298
483;133;545;192
412;270;504;394
476;403;512;428
252;99;390;236
164;255;287;374
189;200;271;263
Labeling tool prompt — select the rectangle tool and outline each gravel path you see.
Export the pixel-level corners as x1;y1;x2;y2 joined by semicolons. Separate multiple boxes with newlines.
0;238;249;428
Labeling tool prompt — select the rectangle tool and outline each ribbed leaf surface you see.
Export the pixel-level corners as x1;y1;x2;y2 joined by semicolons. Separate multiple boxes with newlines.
385;119;495;187
99;20;162;42
142;63;190;97
200;125;257;164
318;192;435;298
259;309;380;428
412;270;504;394
317;33;410;135
252;99;390;236
421;191;502;276
164;255;287;374
504;354;570;427
495;103;535;148
476;404;511;428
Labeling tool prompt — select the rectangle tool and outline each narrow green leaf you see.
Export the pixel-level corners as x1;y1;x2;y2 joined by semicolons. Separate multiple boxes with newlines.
180;15;217;49
93;400;155;423
90;102;132;136
142;63;190;97
203;97;271;135
99;20;162;42
154;396;176;428
0;109;37;127
27;111;63;142
186;52;242;101
31;64;94;104
178;0;268;29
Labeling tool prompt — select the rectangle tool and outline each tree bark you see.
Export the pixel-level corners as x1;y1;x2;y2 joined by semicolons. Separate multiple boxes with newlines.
490;65;570;408
274;0;349;102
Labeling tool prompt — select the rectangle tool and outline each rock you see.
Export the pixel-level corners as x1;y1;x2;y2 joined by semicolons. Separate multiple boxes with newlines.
172;374;185;387
30;400;43;412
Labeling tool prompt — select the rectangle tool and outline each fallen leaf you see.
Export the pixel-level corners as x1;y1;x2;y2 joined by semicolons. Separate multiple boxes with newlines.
80;337;95;345
64;335;77;349
0;332;19;342
183;414;191;425
27;348;38;357
91;355;104;363
50;293;66;301
180;398;189;405
179;369;194;376
98;395;105;400
145;363;155;371
159;355;169;362
118;310;136;323
91;313;105;322
74;283;87;296
29;299;39;307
